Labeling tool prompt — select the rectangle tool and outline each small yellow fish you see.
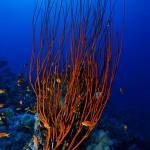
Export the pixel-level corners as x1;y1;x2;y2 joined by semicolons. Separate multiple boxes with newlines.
119;87;124;95
26;86;31;92
19;100;23;105
25;107;30;111
56;78;61;84
123;124;128;131
17;74;24;86
0;133;10;138
0;104;5;108
16;108;21;111
17;80;22;86
0;89;6;94
47;87;52;94
82;120;96;127
25;107;36;114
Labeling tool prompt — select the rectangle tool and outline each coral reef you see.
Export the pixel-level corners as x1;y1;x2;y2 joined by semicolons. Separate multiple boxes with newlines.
0;59;35;149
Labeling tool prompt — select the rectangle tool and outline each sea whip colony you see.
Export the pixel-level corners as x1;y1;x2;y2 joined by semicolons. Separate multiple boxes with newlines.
29;0;122;149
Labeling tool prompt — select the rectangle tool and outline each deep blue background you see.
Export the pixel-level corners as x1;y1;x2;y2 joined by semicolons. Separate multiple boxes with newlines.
0;0;150;137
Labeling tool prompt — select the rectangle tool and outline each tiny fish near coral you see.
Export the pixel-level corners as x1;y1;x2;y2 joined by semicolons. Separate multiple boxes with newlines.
119;87;124;95
0;89;6;94
56;78;61;84
0;104;5;108
33;134;39;149
82;121;96;127
0;132;10;138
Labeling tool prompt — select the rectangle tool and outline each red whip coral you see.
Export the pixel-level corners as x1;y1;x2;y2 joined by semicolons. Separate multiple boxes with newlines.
29;0;122;149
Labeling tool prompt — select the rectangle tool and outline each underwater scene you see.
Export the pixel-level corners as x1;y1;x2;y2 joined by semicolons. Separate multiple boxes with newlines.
0;0;150;150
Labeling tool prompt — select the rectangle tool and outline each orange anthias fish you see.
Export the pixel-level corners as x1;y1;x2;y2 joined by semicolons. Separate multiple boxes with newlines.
23;126;31;129
33;134;39;149
17;73;24;86
0;133;10;138
82;120;96;127
0;104;5;108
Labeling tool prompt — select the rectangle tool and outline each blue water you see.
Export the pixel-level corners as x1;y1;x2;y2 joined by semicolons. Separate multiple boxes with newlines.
0;0;150;148
115;0;150;112
0;0;33;72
